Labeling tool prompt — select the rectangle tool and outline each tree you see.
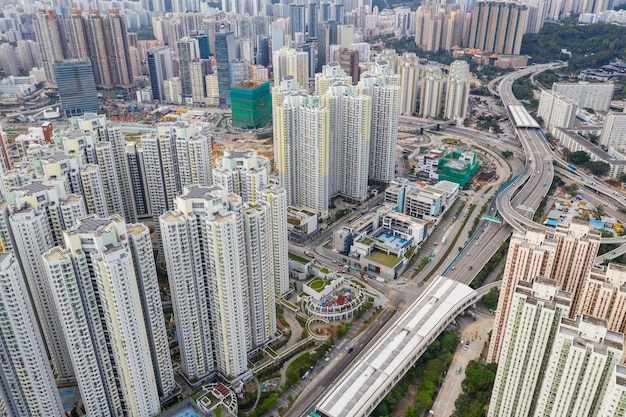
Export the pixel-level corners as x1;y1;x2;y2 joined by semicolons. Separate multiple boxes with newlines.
618;173;626;183
501;150;513;159
482;287;499;311
565;183;579;196
452;361;498;417
594;204;605;220
585;160;610;177
565;150;591;165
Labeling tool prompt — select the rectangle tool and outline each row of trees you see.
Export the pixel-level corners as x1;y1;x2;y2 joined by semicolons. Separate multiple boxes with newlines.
373;331;460;417
563;149;611;176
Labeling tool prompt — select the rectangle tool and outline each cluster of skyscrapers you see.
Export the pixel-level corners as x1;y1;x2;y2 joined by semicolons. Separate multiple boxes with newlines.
488;221;626;416
0;113;288;416
6;0;608;116
273;61;399;217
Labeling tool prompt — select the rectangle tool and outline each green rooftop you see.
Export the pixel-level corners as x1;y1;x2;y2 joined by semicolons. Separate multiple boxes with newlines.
365;251;403;268
308;277;330;292
289;252;310;264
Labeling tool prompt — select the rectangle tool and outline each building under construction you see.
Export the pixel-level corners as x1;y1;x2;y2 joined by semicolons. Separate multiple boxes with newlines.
230;80;271;129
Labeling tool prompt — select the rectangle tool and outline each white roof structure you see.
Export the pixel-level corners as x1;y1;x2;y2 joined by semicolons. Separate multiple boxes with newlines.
509;105;541;128
315;276;476;417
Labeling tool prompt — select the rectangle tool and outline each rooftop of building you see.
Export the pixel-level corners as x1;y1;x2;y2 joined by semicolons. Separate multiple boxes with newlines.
556;128;626;165
67;215;119;236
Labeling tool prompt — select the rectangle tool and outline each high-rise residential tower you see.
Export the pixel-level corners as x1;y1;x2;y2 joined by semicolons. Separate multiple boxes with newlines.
104;10;134;90
358;60;400;184
488;222;601;363
161;185;277;380
468;1;529;55
273;79;330;215
0;253;65;417
314;61;352;96
66;10;89;59
419;65;444;118
577;263;626;334
551;221;602;316
142;122;213;255
262;186;290;296
321;83;372;201
127;223;176;399
444;60;471;122
72;113;137;223
0;181;86;382
488;230;558;363
33;9;66;84
399;52;420;116
534;314;623;416
489;278;571;417
213;148;270;202
84;10;113;89
43;216;162;417
273;47;310;93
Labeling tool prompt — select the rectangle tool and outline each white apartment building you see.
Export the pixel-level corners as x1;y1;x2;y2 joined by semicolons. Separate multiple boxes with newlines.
444;60;470;122
125;142;151;217
96;141;130;219
552;81;614;112
213;148;270;203
399;52;420;116
358;60;400;184
213;149;289;297
489;278;571;417
0;252;65;416
127;223;176;399
597;365;626;416
273;89;330;216
80;164;109;217
534;314;623;416
164;77;183;104
0;181;87;381
600;112;626;148
488;230;558;363
142;121;213;255
489;222;602;363
322;83;372;201
419;65;444;118
537;90;577;134
72;114;137;223
262;186;290;296
314;62;352;96
36;151;84;194
273;47;309;92
43;216;162;417
161;185;277;379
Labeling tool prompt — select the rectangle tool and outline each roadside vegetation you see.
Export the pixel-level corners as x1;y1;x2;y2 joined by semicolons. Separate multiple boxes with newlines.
451;361;498;417
373;331;460;417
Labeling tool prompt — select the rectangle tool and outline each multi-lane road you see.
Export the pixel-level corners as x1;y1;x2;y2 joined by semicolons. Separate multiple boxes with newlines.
285;63;626;417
